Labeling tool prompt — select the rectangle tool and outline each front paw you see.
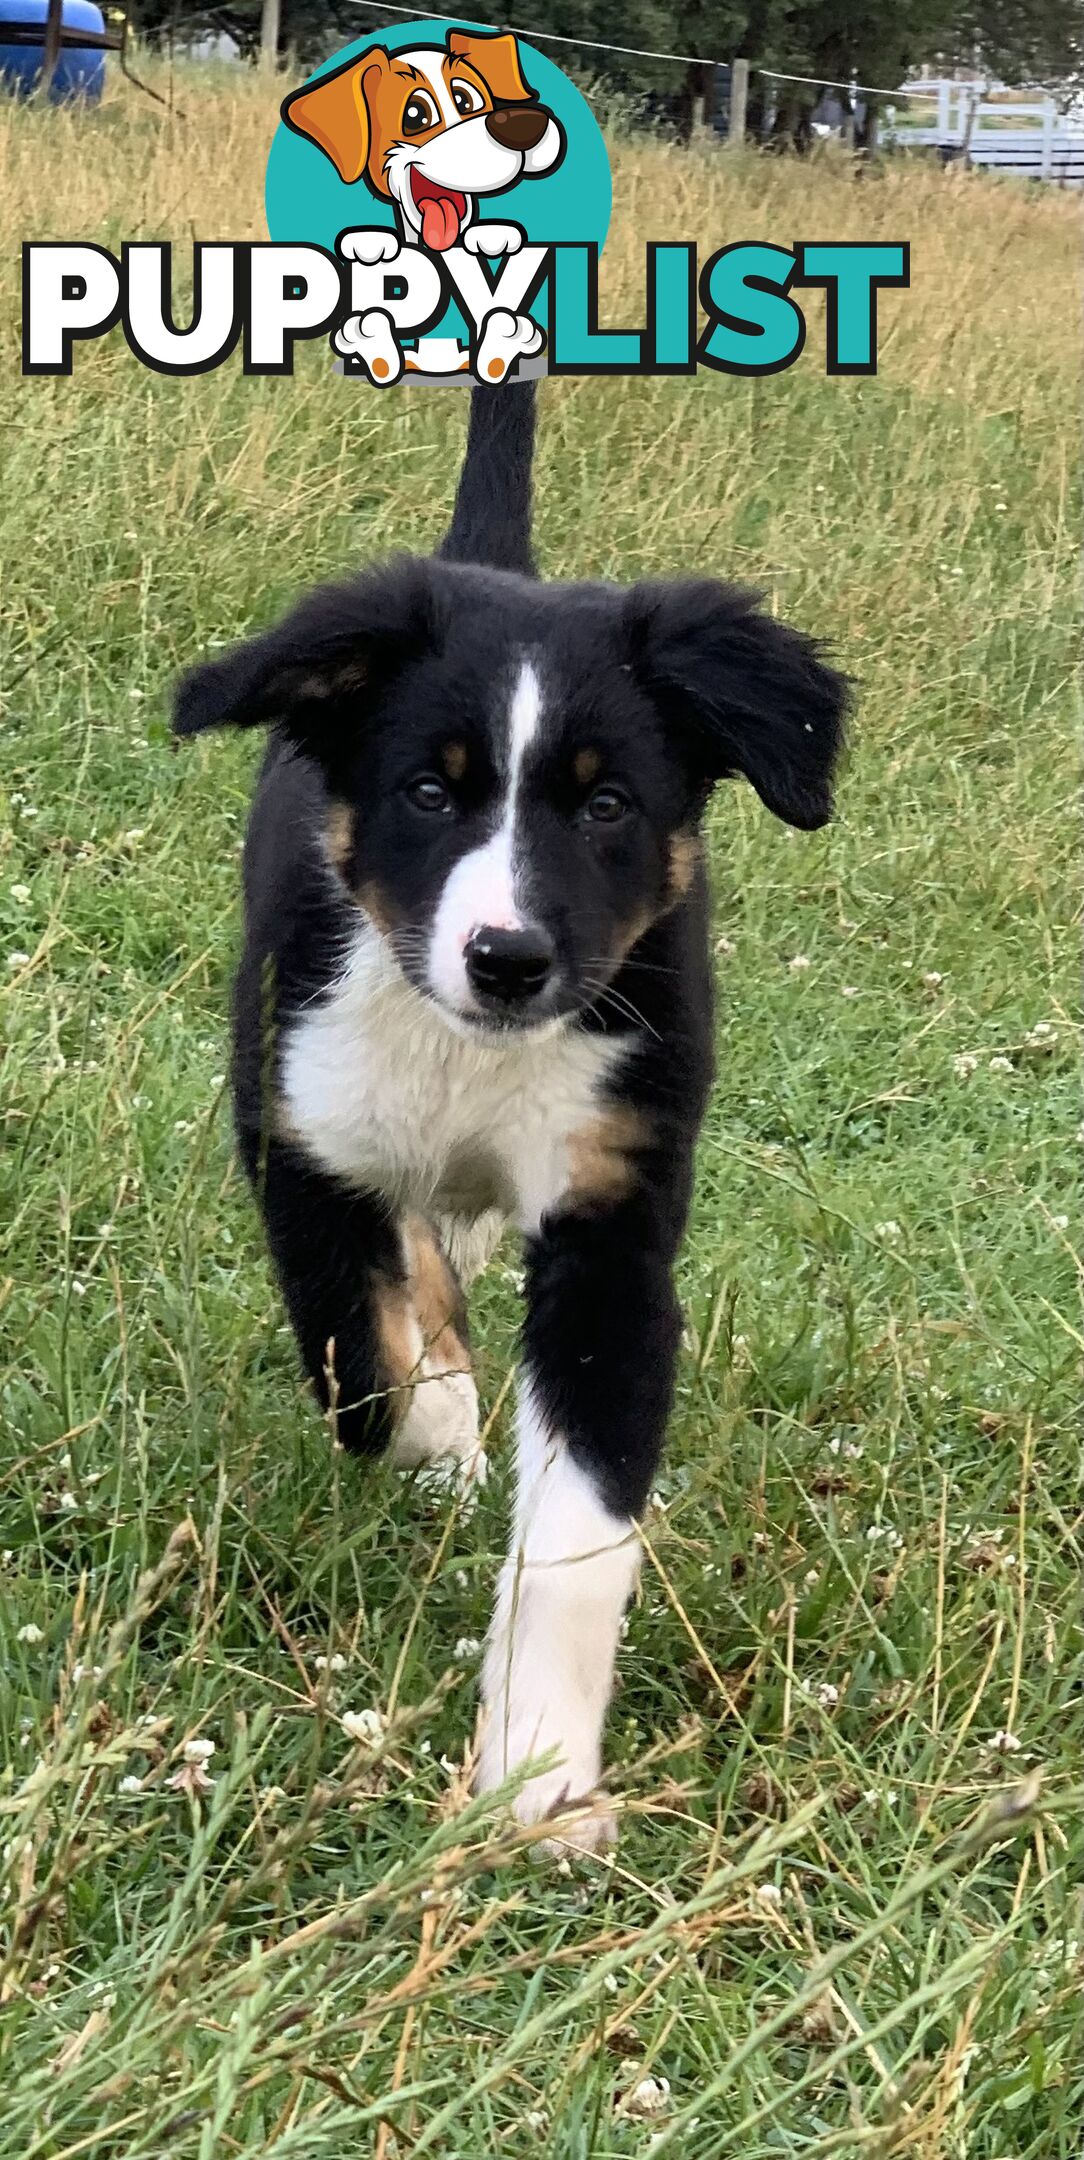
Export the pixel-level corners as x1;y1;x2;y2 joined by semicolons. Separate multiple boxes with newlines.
338;228;401;265
463;222;523;257
474;1703;617;1855
475;306;544;383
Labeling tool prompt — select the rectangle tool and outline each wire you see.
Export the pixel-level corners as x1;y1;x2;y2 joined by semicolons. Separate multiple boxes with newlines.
342;0;733;71
339;6;954;103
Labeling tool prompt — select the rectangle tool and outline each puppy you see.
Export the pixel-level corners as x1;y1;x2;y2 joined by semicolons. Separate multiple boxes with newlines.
283;29;564;255
173;386;848;1850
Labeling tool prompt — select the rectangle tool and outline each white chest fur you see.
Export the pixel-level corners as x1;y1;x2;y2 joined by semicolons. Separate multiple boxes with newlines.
280;928;628;1234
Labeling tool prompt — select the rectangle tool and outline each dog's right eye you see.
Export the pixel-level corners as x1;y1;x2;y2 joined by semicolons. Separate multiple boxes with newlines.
402;92;439;135
404;774;451;814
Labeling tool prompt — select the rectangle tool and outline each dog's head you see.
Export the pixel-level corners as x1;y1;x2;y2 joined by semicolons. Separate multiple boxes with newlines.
174;559;848;1038
282;31;564;250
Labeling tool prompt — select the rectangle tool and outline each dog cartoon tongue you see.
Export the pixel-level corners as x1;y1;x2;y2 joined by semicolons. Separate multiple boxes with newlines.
411;172;468;252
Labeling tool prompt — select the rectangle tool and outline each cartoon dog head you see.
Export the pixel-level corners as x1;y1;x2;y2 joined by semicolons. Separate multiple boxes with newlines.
282;30;565;251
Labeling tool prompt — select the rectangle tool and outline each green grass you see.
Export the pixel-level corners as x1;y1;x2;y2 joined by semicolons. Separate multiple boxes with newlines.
1;66;1081;2158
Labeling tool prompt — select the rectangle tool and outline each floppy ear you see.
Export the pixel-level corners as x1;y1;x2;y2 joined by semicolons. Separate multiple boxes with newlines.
628;580;850;830
447;28;536;104
281;49;389;185
173;558;440;781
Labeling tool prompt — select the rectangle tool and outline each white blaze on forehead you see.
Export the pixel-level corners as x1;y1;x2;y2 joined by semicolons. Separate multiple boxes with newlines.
427;657;543;1014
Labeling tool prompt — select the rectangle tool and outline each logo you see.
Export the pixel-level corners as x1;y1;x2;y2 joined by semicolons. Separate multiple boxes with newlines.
266;22;608;385
21;16;908;382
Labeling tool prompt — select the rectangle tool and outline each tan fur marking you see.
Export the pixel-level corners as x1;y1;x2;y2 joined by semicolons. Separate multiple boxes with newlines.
573;746;602;787
565;1104;649;1210
667;829;700;905
441;741;468;782
358;879;397;937
373;1275;420;1423
403;1215;471;1375
325;801;354;873
372;1218;470;1427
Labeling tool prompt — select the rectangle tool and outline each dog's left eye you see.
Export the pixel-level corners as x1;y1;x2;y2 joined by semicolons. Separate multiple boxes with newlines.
450;78;485;117
584;786;631;825
402;91;439;134
404;774;452;814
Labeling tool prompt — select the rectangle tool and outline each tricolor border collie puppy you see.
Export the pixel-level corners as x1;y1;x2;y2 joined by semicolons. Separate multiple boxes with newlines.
173;387;848;1850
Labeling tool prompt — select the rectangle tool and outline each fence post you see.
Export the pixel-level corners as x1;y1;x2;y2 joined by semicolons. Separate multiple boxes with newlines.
1040;97;1055;180
260;0;281;68
728;56;748;145
41;0;63;91
936;77;950;138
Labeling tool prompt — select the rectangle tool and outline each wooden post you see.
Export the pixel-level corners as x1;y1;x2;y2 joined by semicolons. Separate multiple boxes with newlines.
1040;96;1055;181
728;56;749;146
260;0;281;68
41;0;64;93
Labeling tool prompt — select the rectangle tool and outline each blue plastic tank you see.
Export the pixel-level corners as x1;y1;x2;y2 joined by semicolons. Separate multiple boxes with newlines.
0;0;108;101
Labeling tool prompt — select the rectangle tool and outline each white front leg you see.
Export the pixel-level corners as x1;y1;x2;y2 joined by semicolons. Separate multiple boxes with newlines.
475;1385;639;1852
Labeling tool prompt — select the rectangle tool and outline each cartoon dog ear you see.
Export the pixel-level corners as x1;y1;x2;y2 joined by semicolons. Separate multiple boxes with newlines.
173;558;442;780
447;28;536;104
281;49;390;185
628;580;850;830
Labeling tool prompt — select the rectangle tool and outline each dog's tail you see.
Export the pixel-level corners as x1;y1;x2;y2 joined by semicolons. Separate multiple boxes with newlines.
439;381;537;577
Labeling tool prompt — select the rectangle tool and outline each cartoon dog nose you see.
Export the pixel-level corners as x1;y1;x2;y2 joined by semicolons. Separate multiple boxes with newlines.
465;925;555;1004
484;104;550;152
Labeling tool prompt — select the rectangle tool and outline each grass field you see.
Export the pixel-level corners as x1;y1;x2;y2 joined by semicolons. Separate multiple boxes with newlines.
1;63;1081;2159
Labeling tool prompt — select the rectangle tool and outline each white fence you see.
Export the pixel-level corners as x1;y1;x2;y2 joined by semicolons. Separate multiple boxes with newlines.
885;79;1084;185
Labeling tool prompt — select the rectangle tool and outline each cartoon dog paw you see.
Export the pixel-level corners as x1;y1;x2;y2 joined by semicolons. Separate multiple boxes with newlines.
333;308;403;385
338;229;401;266
463;223;524;259
475;306;544;383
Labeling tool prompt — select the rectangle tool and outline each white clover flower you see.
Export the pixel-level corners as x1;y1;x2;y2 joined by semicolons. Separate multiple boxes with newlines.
1050;1214;1069;1232
874;1219;902;1242
119;1775;144;1795
453;1636;481;1661
922;970;944;988
953;1052;979;1081
988;1054;1014;1074
715;935;737;958
789;953;811;971
16;1623;44;1644
9;884;31;905
342;1708;386;1744
841;984;859;998
1022;1022;1058;1054
314;1652;347;1674
624;2075;671;2119
7;951;30;970
814;1682;840;1710
59;1492;78;1514
184;1738;215;1765
986;1729;1022;1756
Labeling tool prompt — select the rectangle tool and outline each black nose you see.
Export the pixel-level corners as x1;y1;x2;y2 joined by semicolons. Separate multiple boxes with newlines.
465;925;555;1005
484;103;550;151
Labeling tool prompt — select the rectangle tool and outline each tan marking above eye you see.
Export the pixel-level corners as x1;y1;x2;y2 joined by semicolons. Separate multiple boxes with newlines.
573;747;602;787
441;741;468;781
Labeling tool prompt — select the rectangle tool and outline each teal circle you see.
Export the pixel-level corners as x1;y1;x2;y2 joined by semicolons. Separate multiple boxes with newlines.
265;18;611;258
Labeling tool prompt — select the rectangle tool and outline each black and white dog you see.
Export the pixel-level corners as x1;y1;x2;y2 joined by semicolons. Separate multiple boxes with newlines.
173;387;848;1849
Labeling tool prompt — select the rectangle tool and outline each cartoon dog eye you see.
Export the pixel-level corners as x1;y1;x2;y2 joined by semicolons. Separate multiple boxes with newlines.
449;77;486;118
402;89;440;134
